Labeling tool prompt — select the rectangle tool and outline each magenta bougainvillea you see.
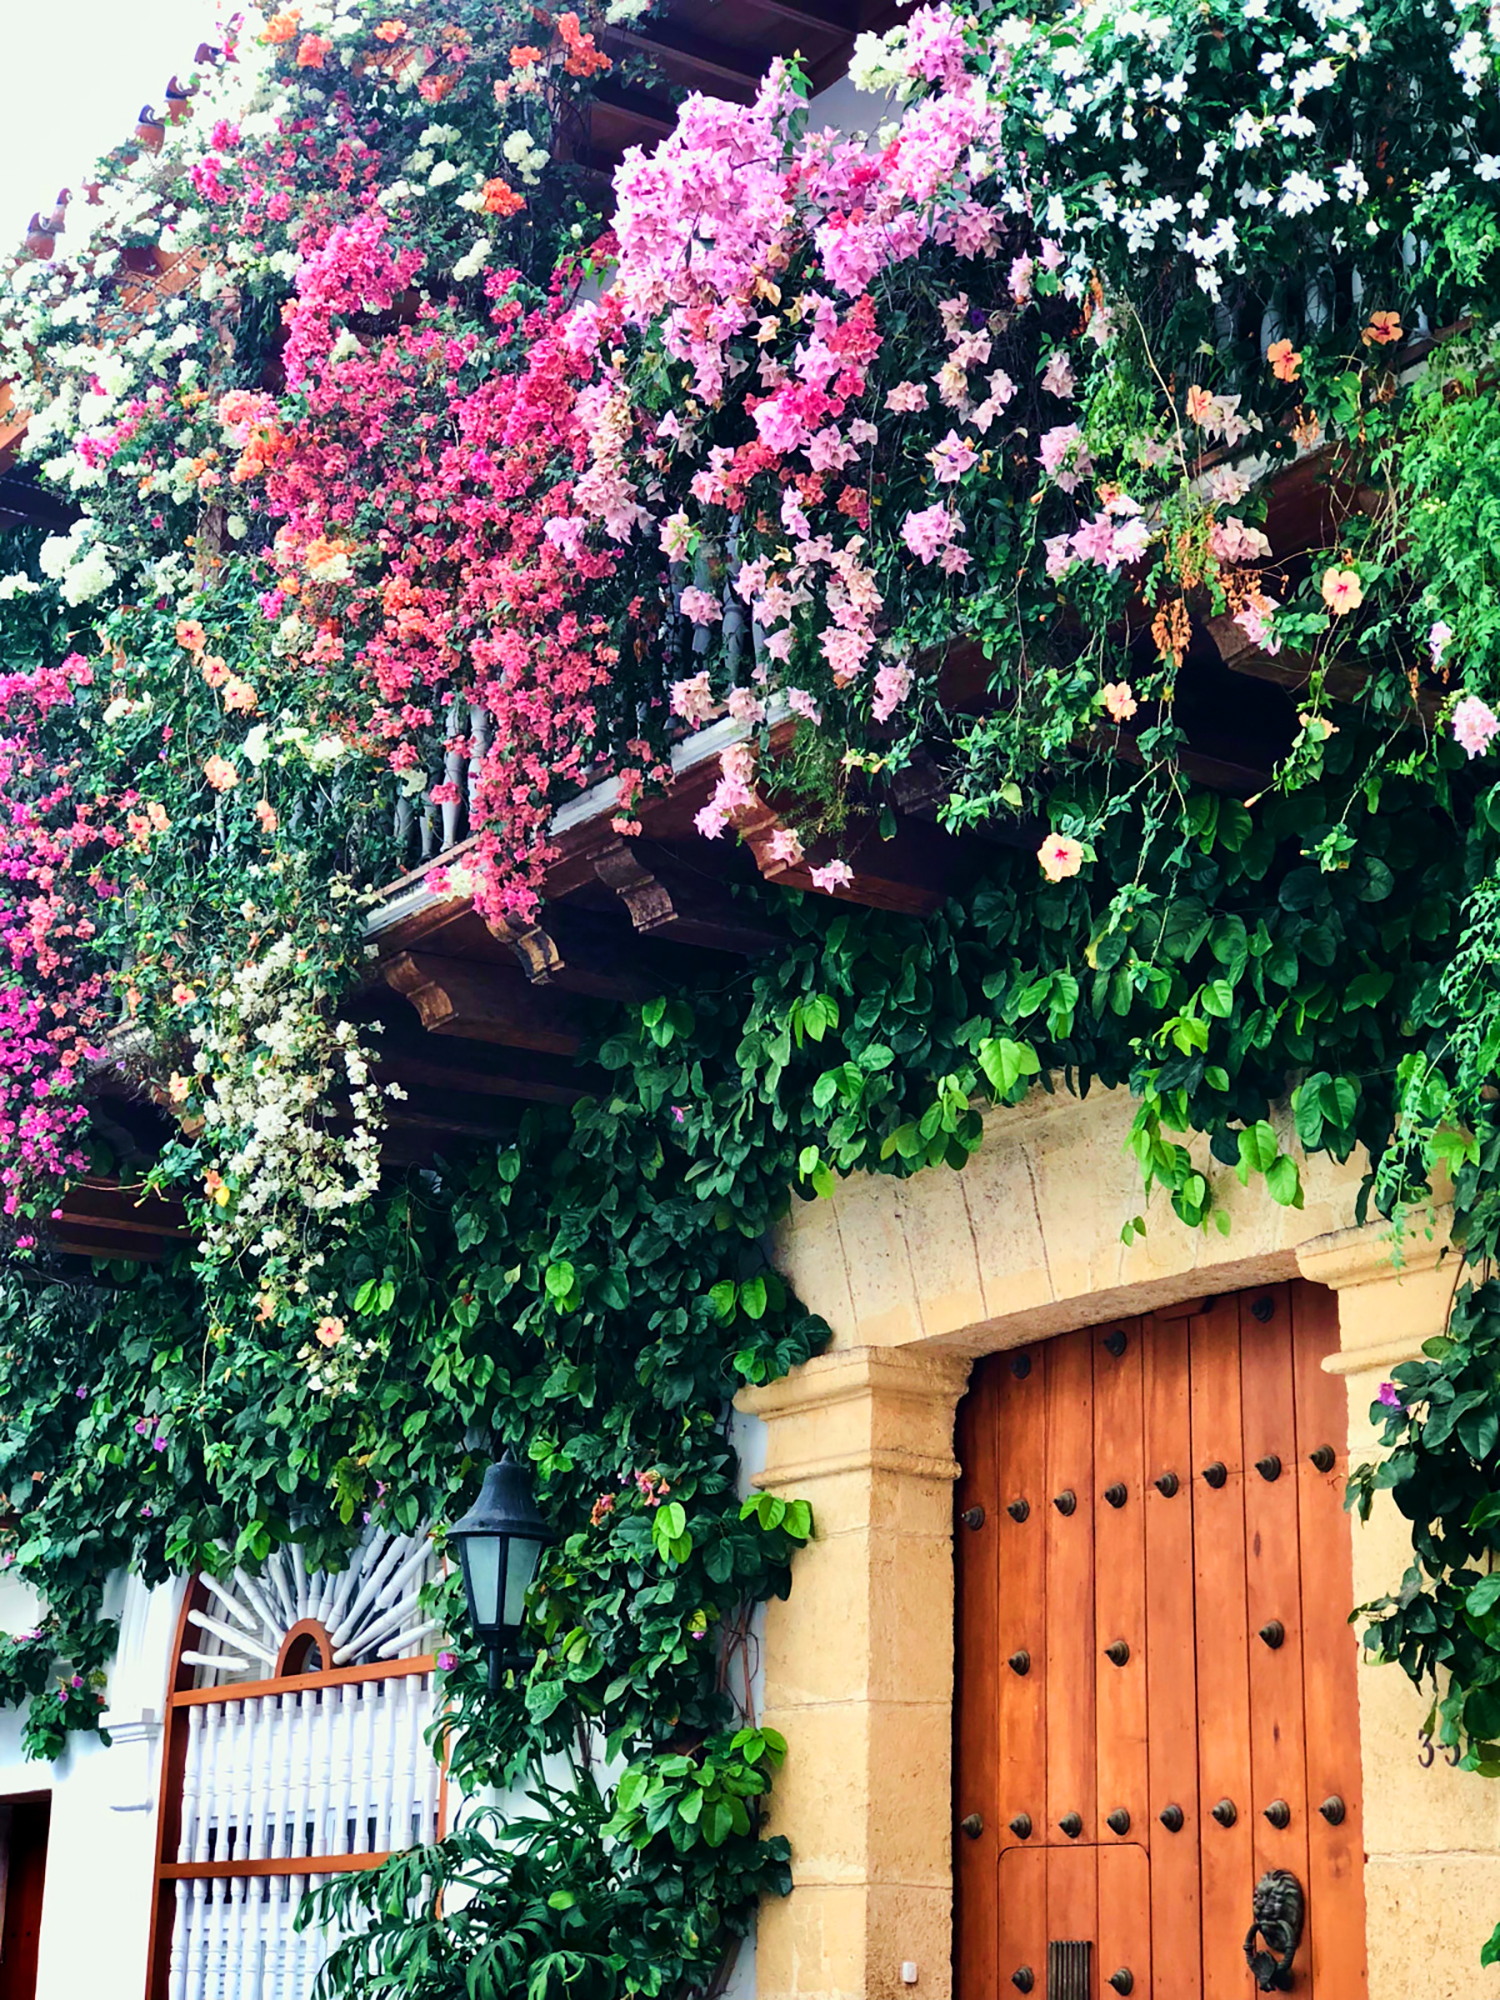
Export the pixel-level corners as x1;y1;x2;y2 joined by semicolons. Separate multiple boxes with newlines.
5;0;1500;1260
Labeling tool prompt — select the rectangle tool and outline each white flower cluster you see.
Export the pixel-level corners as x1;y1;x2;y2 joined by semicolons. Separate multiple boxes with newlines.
503;129;551;186
849;0;1500;308
189;933;401;1287
37;518;118;604
296;1325;381;1398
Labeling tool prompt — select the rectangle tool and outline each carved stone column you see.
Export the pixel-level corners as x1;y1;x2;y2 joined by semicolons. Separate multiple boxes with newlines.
736;1346;973;2000
1297;1216;1500;1995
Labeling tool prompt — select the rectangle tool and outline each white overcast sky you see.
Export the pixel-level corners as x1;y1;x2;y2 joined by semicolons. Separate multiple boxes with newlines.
2;0;222;240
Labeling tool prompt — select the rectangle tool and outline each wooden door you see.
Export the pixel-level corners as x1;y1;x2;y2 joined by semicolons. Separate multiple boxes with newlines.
955;1283;1366;2000
0;1797;50;2000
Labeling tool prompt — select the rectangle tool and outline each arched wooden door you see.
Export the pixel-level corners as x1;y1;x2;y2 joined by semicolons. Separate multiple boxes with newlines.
954;1284;1366;2000
146;1528;445;2000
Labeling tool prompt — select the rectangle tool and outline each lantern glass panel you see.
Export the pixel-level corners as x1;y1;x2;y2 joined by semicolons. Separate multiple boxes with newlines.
504;1535;544;1629
462;1535;503;1638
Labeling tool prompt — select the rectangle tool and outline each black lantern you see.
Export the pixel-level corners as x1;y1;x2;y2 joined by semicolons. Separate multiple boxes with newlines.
448;1451;552;1691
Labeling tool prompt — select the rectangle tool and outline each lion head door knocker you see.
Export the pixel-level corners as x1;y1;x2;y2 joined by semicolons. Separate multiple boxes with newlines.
1243;1869;1304;1991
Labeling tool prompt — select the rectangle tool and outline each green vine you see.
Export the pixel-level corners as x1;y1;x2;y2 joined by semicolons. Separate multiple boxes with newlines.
4;710;1497;1983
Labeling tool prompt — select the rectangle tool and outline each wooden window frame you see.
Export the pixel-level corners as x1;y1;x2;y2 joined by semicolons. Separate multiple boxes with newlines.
144;1575;445;2000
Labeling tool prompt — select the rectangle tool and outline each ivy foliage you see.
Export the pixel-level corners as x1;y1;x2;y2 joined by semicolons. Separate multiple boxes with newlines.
2;709;1497;1983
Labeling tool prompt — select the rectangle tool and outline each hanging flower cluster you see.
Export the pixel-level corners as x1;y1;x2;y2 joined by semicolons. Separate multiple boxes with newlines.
4;0;1500;1278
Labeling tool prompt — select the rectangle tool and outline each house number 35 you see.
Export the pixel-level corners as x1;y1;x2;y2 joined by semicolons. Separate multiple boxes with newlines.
1417;1730;1462;1769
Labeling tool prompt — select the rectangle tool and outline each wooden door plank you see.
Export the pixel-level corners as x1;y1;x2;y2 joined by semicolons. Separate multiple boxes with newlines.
1291;1280;1369;2000
954;1357;1001;2000
1045;1843;1099;1991
1046;1331;1098;1844
1094;1322;1148;1846
1098;1842;1152;2000
1142;1309;1202;1998
1238;1288;1311;1939
996;1349;1049;1857
997;1842;1048;2000
1188;1298;1253;2000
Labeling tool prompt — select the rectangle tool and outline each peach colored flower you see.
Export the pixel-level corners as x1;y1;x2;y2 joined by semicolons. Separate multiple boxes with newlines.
1267;339;1302;383
203;754;239;791
176;619;206;654
296;33;330;67
146;801;170;832
1184;383;1215;426
1362;311;1403;347
480;178;525;217
373;17;406;39
1038;834;1085;883
167;1073;191;1104
1102;682;1138;723
261;6;300;43
171;983;194;1006
255;799;279;833
1320;567;1364;615
200;654;229;688
222;676;258;714
315;1316;345;1348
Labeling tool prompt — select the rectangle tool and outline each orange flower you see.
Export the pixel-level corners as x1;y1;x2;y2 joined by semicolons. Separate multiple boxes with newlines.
1184;383;1216;426
256;799;279;833
296;32;331;67
418;72;454;101
558;11;610;75
480;177;526;217
146;801;170;832
222;676;258;714
261;5;300;43
373;17;406;39
1267;338;1302;383
1037;833;1085;883
176;619;206;654
1320;566;1364;615
1362;311;1403;347
200;653;229;688
509;43;542;65
203;754;239;792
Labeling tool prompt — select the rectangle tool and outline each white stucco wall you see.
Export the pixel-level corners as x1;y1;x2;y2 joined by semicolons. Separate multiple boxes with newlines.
0;1568;183;2000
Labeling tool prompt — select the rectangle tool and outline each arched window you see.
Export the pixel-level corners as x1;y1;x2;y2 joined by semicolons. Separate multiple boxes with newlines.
146;1528;445;2000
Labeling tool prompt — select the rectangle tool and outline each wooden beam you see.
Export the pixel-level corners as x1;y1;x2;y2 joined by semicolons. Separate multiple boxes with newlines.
379;1093;524;1142
374;1048;589;1109
487;909;664;1002
52;1227;171;1263
715;0;855;38
730;792;973;917
551;828;785;954
382;953;585;1055
368;891;476;956
49;1179;190;1261
609;26;763;97
57;1180;189;1238
1204;611;1369;704
587;84;676;141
